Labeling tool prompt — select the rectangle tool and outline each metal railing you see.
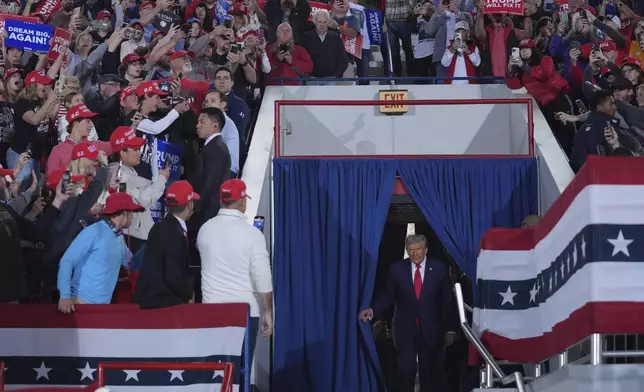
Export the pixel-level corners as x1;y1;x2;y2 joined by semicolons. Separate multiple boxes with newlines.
270;76;507;84
454;283;527;391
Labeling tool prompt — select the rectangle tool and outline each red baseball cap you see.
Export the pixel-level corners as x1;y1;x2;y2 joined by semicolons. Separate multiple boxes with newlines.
169;50;194;62
71;142;100;161
622;57;643;69
139;1;155;12
220;179;251;202
46;169;86;190
580;41;617;58
518;39;535;49
24;70;54;87
101;192;145;215
4;68;21;80
122;53;144;64
166;180;200;206
120;85;137;102
0;168;15;180
110;126;146;152
97;10;112;20
66;103;98;123
136;81;169;97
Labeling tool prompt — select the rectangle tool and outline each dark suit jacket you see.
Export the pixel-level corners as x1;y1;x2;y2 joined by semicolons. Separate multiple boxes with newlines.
132;215;193;308
301;30;349;78
372;258;458;349
187;134;230;229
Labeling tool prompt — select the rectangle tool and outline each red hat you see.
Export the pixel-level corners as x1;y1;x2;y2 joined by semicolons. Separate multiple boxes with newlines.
120;85;137;102
518;39;535;49
580;41;617;58
131;21;144;29
622;57;643;69
169;50;194;62
135;81;168;97
122;53;144;64
97;10;112;20
0;168;15;180
66;103;98;123
101;192;145;215
4;68;21;80
582;5;597;16
139;1;155;12
220;179;251;202
230;5;248;16
599;40;617;52
166;180;200;206
47;169;87;190
24;70;54;87
110;126;146;152
71;142;100;161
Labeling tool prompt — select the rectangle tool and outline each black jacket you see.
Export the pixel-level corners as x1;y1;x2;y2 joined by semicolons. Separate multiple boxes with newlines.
86;92;121;141
132;215;193;308
571;111;617;171
264;0;312;45
0;203;61;303
42;168;107;287
187;135;230;230
301;30;348;78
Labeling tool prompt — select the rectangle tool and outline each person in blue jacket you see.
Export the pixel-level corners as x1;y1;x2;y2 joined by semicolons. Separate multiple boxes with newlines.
57;192;144;312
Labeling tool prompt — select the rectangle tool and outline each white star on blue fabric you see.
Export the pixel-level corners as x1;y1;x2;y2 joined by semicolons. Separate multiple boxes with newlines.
213;369;226;379
499;285;517;306
78;362;96;381
169;370;185;381
608;230;633;257
573;245;578;267
33;362;52;380
560;261;566;278
124;369;141;382
529;284;538;303
581;237;587;260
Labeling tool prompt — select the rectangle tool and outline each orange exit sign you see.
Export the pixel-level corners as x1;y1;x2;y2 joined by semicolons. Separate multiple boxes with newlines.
378;90;409;115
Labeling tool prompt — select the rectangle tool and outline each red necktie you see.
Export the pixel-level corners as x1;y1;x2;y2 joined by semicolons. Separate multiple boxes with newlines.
414;264;422;326
414;264;422;299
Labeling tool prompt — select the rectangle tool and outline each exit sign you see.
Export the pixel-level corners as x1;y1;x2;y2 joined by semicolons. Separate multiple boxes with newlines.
378;90;409;115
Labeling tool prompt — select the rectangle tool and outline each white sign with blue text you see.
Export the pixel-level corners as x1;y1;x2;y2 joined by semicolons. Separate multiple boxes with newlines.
5;20;54;52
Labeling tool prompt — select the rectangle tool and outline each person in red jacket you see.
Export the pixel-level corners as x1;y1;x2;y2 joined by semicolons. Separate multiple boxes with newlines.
266;23;313;85
506;39;575;155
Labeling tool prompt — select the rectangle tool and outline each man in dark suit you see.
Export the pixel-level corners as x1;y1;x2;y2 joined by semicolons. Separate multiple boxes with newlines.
187;107;231;230
359;234;458;392
133;181;200;308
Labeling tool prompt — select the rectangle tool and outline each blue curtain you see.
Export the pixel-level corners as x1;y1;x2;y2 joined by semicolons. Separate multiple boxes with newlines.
273;158;396;392
397;158;538;282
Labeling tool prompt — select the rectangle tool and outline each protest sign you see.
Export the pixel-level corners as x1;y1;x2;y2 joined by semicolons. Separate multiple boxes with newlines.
342;33;363;59
365;9;383;45
0;14;39;32
150;140;183;222
5;20;54;52
483;0;524;15
47;27;70;62
308;1;331;21
556;0;569;13
36;0;62;23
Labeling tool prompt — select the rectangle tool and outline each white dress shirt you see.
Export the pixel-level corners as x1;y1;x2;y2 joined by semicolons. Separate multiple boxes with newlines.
204;132;222;146
197;209;273;317
221;113;240;174
411;258;427;283
174;214;187;233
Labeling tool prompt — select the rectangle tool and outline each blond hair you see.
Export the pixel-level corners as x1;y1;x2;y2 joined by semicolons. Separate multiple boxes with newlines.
67;157;93;192
16;84;39;102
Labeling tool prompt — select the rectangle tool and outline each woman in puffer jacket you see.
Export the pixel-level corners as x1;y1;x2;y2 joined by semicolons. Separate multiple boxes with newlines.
107;126;169;254
506;39;576;155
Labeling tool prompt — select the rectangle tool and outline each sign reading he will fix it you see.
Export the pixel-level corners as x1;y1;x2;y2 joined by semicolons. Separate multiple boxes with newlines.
378;90;409;115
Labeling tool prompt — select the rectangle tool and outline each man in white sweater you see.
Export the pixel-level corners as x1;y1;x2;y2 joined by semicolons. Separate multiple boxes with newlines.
197;179;273;359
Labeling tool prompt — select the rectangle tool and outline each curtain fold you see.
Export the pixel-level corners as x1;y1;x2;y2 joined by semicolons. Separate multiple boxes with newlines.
273;158;396;392
397;158;538;283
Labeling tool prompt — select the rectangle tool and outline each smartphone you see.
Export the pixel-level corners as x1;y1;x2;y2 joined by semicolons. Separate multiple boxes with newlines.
579;9;587;19
223;18;233;29
120;22;129;29
455;32;463;44
61;170;71;191
177;72;183;80
610;118;620;127
597;145;606;155
279;44;289;53
575;99;587;113
253;216;265;232
181;23;191;35
570;41;581;50
164;153;172;169
25;142;32;157
230;45;240;54
591;43;600;53
118;182;127;193
511;47;520;59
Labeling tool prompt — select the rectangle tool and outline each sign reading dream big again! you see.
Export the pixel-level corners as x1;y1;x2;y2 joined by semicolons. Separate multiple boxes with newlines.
5;20;54;52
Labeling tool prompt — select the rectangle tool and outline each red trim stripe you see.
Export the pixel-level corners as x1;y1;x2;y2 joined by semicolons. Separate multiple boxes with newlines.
0;304;249;329
481;157;644;251
470;302;644;364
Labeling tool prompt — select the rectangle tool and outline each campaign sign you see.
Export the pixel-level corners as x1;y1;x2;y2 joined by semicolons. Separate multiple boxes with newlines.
47;27;70;62
0;14;39;32
36;0;62;23
556;0;569;13
149;140;183;222
365;9;383;45
5;20;54;52
483;0;524;15
308;1;331;21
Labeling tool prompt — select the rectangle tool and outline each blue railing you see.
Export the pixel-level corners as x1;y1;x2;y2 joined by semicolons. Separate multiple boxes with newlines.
270;76;506;84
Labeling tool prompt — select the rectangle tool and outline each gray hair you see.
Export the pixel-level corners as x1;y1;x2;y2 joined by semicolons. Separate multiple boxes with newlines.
405;234;427;248
312;9;331;22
